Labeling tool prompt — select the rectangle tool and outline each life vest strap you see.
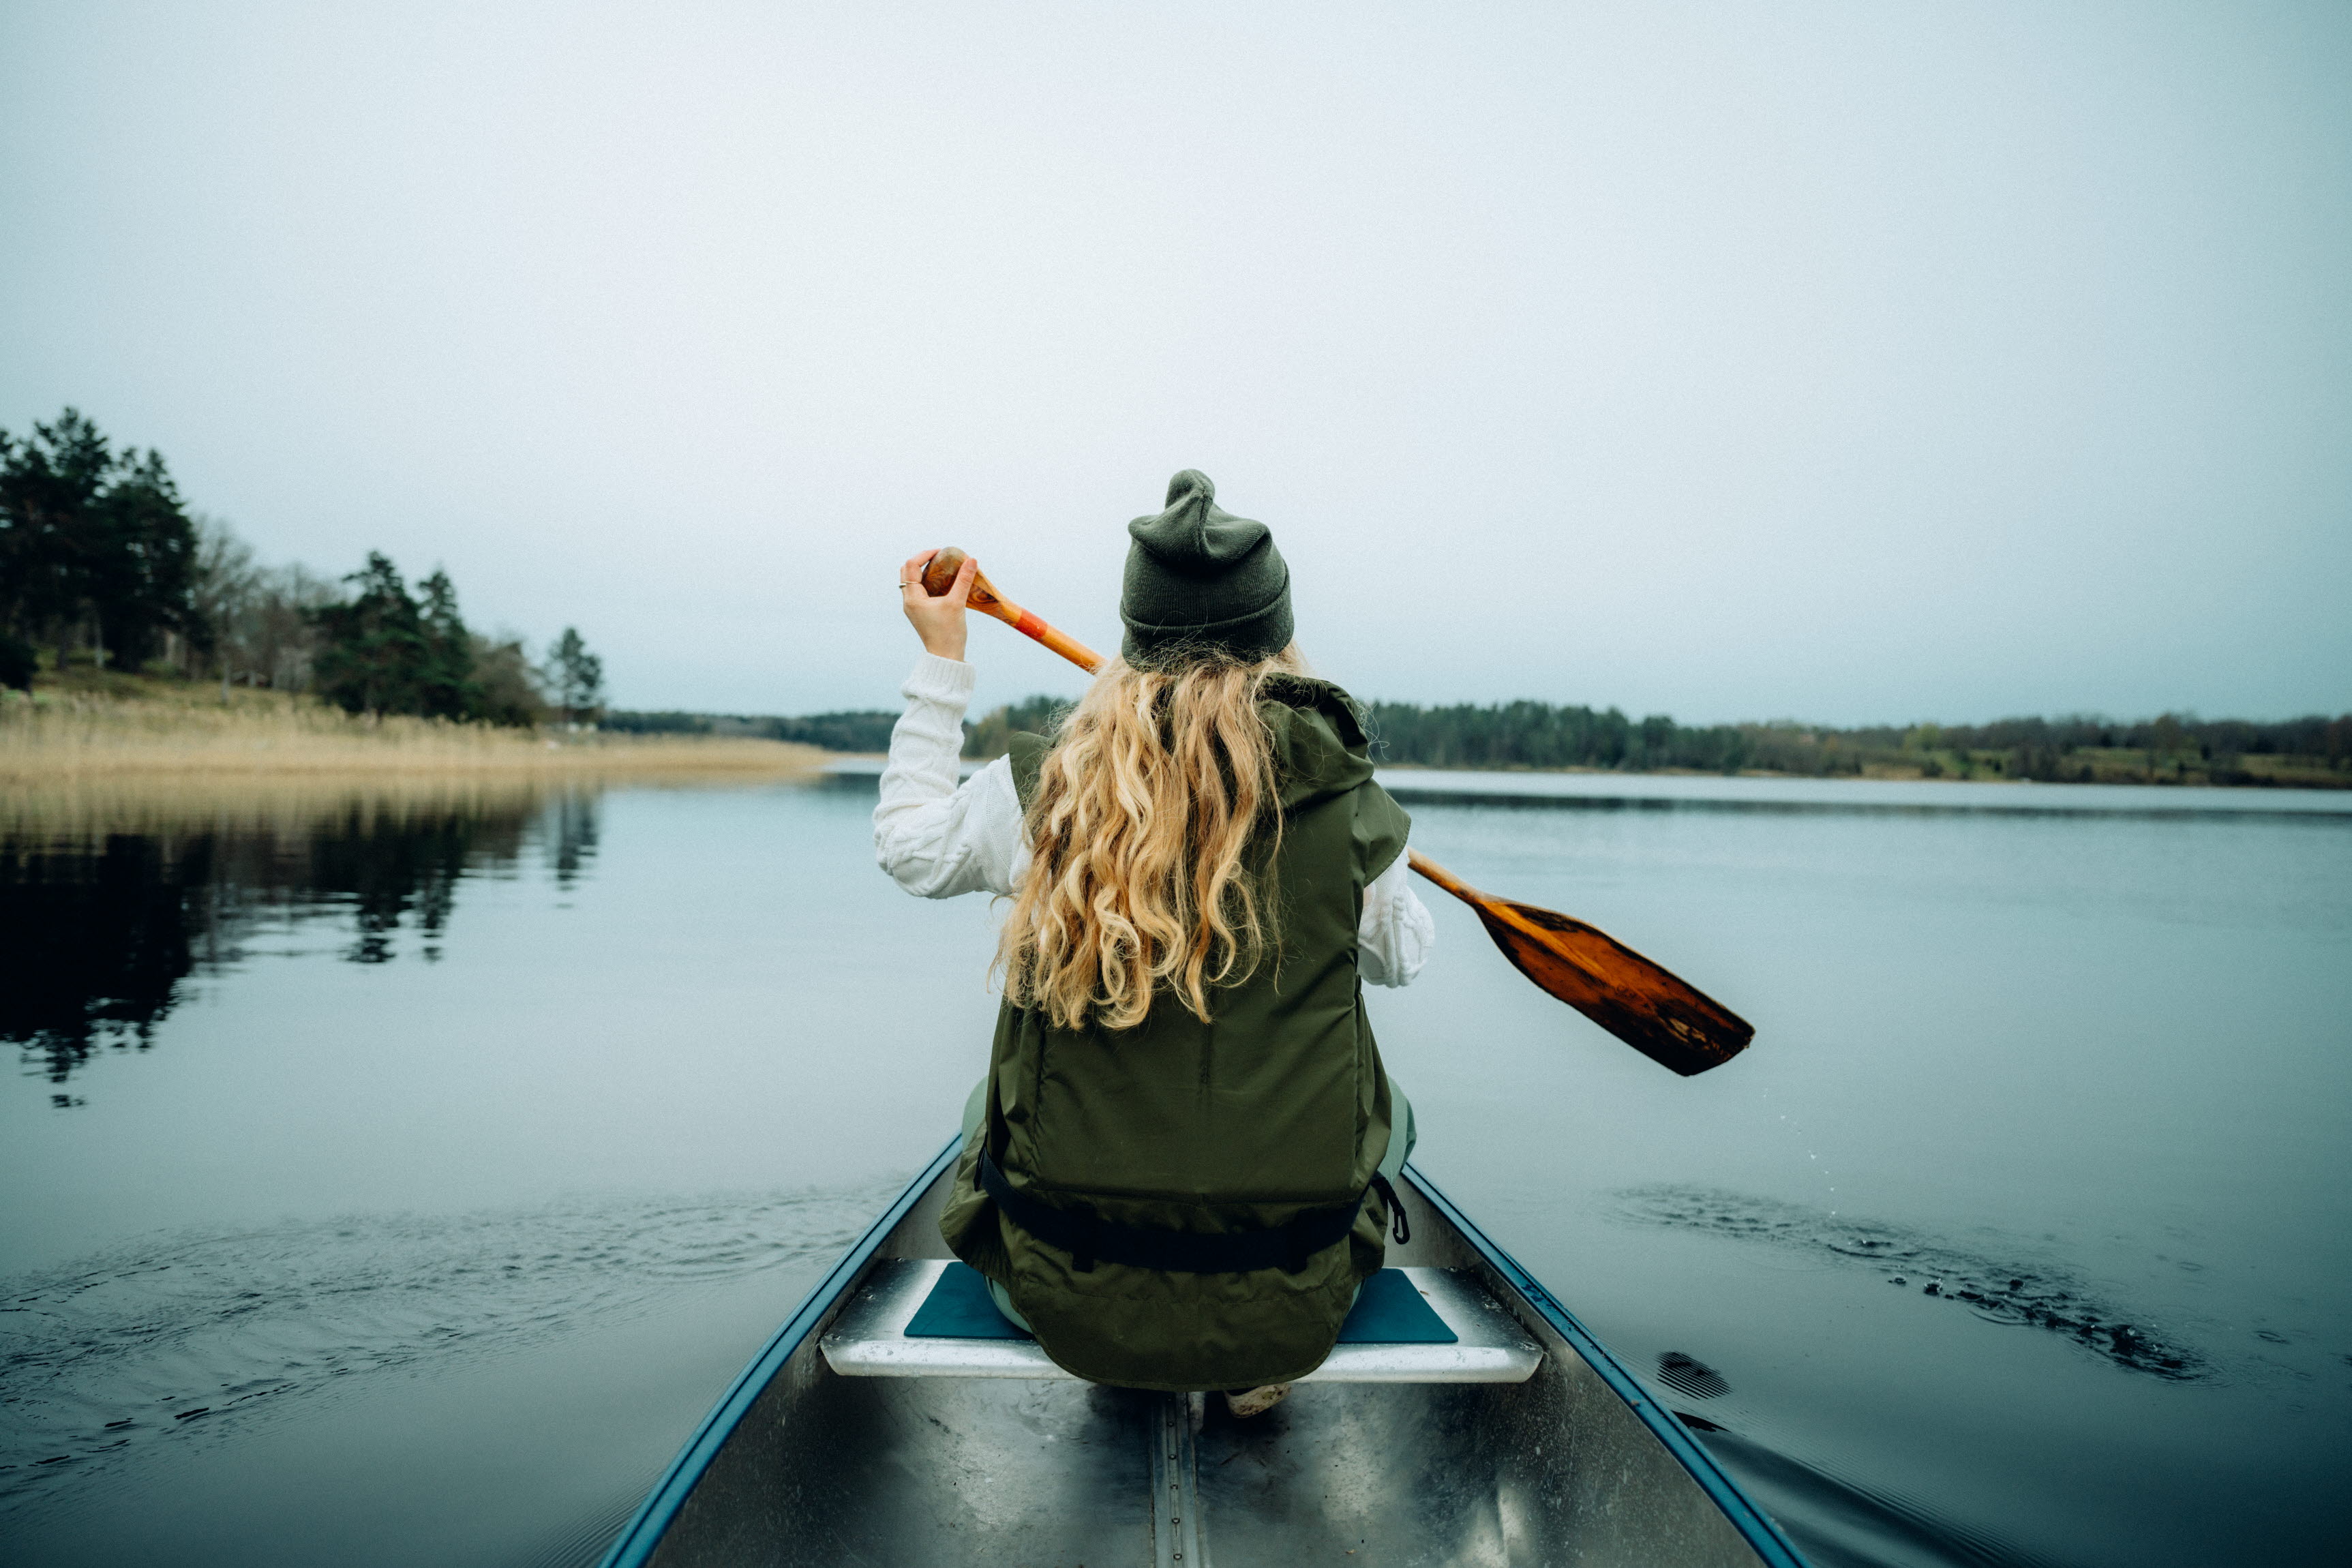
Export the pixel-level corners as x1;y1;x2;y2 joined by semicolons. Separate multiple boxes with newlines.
1369;1173;1411;1246
978;1150;1370;1276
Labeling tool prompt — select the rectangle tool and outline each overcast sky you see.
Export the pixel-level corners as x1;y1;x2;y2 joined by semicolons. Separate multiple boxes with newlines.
3;1;2345;723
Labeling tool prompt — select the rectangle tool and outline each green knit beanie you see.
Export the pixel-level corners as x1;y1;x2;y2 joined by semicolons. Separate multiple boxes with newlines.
1120;470;1294;663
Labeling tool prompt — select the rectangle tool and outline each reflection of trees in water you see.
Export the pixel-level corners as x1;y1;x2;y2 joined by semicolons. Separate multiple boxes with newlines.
3;836;210;1084
306;806;489;964
1;790;598;1084
548;791;599;888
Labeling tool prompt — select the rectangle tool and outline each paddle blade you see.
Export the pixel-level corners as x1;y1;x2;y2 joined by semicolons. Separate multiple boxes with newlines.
1473;899;1753;1075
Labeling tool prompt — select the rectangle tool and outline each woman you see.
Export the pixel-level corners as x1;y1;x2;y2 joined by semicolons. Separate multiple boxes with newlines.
875;470;1434;1416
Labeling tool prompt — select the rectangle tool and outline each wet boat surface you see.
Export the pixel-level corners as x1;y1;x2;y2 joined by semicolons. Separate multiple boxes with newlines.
601;1138;1805;1567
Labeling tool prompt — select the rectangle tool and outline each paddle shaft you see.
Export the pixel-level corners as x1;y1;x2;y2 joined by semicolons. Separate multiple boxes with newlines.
924;552;1104;672
916;547;1754;1074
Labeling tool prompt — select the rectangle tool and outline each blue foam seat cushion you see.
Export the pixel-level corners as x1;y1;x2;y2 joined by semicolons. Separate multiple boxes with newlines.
903;1263;1456;1345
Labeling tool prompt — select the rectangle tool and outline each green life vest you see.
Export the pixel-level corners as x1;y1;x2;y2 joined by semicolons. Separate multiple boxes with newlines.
937;676;1412;1391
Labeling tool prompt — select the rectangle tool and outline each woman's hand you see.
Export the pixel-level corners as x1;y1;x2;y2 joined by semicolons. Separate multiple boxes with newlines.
900;548;977;661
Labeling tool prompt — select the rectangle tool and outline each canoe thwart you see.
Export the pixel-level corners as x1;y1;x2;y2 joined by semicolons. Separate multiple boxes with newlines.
819;1261;1543;1383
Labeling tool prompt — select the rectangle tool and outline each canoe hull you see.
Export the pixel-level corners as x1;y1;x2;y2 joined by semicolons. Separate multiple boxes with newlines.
603;1139;1803;1568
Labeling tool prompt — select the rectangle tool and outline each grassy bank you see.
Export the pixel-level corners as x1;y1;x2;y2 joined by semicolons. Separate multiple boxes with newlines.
0;672;825;783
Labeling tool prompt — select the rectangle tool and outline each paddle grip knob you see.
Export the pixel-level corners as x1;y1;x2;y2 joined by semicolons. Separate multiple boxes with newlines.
920;548;969;597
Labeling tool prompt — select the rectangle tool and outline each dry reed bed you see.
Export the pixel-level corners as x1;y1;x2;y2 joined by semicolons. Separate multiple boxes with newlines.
1;690;825;783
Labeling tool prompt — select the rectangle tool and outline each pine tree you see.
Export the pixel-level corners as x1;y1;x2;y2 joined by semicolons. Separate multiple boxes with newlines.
415;569;482;720
545;627;604;725
0;408;199;672
312;554;432;716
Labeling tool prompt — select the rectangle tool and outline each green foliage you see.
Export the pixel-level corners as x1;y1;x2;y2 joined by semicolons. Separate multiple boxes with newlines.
762;710;899;751
0;629;35;691
751;689;2347;785
311;554;519;723
414;570;482;720
198;522;548;725
0;408;201;669
536;689;2352;788
544;627;604;724
1;415;579;726
1362;699;1755;773
470;634;547;727
605;708;904;749
88;450;199;668
603;710;715;736
965;694;1073;759
312;554;434;717
1363;702;2352;784
191;516;340;690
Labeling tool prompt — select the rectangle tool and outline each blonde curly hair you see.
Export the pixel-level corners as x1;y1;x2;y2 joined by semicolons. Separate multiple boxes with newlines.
996;646;1304;1031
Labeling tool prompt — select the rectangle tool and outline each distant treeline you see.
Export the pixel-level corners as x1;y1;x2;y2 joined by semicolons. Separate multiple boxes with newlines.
607;695;1072;758
1360;703;2352;786
604;709;903;750
620;693;2351;789
0;407;603;725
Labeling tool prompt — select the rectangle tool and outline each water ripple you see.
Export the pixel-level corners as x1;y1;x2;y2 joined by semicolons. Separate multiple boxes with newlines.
1614;1186;2204;1380
1693;1422;2071;1568
0;1181;895;1510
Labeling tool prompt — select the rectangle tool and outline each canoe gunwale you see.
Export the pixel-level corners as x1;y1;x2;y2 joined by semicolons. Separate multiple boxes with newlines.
1405;1164;1809;1568
594;1134;967;1568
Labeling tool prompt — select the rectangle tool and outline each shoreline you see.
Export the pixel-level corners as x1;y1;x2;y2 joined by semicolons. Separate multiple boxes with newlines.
824;753;2352;793
10;679;2342;792
1366;760;2351;791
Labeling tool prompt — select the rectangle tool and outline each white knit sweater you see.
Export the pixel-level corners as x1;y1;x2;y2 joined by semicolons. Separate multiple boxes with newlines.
873;653;1434;986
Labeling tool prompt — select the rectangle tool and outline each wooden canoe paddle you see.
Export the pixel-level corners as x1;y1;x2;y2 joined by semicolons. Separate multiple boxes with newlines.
919;547;1755;1076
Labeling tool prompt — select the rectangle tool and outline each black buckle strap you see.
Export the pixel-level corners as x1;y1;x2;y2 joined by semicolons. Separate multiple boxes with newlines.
1369;1173;1411;1246
978;1151;1369;1276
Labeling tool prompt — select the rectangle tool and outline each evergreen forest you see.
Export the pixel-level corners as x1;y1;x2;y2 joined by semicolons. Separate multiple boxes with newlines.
0;408;601;725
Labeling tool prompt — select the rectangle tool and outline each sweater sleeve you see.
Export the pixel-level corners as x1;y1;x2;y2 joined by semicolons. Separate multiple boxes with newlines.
873;654;1028;898
1357;848;1435;986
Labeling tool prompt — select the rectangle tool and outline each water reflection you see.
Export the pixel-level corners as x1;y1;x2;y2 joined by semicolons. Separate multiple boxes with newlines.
1;781;601;1087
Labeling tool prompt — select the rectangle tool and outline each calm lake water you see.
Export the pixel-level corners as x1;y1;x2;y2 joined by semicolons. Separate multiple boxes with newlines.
3;770;2347;1567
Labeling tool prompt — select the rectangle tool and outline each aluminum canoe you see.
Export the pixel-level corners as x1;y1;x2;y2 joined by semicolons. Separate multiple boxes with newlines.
599;1136;1804;1567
